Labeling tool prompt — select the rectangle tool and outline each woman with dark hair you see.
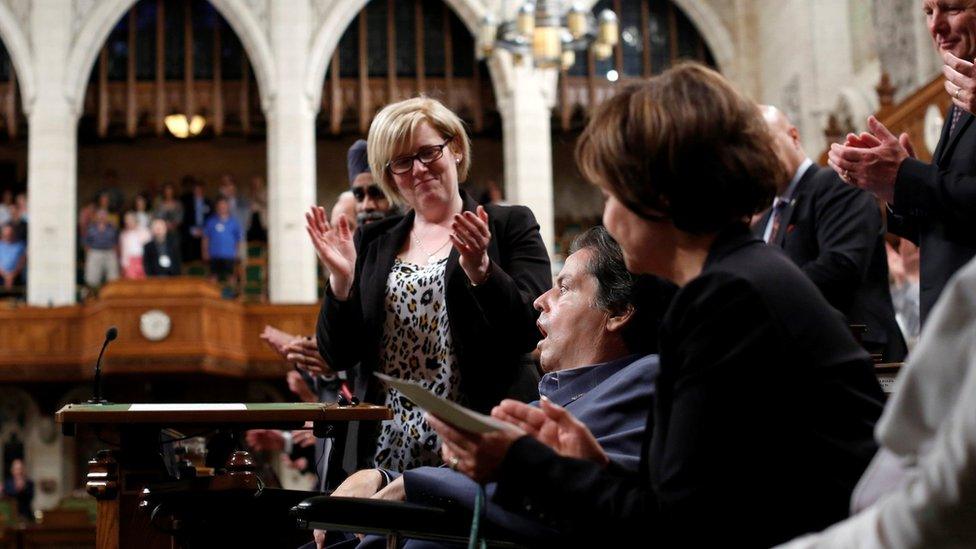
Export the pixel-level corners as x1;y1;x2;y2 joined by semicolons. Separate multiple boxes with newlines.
429;63;886;547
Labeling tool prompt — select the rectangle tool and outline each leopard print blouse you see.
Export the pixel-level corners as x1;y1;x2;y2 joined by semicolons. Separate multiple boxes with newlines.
374;257;460;472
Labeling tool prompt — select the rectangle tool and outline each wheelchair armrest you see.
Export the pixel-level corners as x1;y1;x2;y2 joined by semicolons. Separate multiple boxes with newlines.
291;495;525;547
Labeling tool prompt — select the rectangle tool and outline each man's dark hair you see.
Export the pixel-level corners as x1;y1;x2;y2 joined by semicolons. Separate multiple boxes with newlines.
569;226;676;354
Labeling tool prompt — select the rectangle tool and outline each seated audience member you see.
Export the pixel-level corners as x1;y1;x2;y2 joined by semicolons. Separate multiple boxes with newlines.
180;177;212;263
84;209;119;288
0;223;25;289
777;255;976;548
119;211;150;279
203;197;243;285
757;105;906;362
310;96;550;474
1;458;34;522
143;218;182;277
323;226;675;549
429;63;885;548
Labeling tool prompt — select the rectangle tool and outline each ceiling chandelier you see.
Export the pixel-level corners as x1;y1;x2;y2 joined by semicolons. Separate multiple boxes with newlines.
164;114;207;139
479;1;618;70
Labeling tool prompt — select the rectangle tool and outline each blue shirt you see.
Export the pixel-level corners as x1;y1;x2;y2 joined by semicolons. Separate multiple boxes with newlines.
0;240;24;272
84;224;118;250
203;214;242;259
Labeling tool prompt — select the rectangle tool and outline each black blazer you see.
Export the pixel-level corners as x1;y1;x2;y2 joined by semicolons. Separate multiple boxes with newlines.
317;193;551;460
755;163;906;361
892;105;976;323
142;235;182;276
493;225;885;548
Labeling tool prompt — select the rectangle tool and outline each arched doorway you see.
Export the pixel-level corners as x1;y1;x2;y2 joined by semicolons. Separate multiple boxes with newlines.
75;0;272;300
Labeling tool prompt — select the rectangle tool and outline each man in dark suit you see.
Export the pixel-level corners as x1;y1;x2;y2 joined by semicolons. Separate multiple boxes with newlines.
180;177;212;263
758;106;906;361
828;0;976;324
143;218;182;277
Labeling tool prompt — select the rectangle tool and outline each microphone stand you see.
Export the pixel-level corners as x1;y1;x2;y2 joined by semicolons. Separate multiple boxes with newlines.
87;335;113;404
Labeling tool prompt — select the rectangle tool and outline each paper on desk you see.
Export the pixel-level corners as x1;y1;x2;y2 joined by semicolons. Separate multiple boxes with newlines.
130;403;248;411
374;373;515;434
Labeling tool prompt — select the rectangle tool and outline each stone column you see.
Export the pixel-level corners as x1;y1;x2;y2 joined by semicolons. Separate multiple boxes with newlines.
265;0;318;303
493;60;556;258
27;0;78;305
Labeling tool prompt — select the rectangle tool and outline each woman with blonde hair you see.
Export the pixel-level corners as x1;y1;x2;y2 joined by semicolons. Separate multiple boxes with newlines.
308;96;550;473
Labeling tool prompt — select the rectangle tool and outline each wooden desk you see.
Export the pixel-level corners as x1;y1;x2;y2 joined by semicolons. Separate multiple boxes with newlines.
56;402;391;549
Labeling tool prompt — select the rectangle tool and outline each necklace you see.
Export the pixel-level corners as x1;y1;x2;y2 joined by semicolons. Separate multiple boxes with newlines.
411;224;452;263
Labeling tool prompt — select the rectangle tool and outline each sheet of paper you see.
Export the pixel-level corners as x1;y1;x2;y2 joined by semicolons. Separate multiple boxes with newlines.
374;373;514;434
129;403;248;411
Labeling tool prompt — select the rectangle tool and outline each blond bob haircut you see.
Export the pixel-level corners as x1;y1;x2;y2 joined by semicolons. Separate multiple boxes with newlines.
576;62;783;235
366;96;472;206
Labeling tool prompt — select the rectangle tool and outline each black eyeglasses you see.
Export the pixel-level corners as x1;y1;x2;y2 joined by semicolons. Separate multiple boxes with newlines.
352;184;385;202
386;137;454;175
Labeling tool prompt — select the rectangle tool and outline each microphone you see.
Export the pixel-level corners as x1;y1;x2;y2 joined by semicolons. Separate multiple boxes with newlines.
88;326;118;404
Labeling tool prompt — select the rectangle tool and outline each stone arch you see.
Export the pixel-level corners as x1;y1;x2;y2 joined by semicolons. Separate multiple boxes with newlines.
0;1;34;112
64;0;276;116
669;0;736;78
304;0;486;109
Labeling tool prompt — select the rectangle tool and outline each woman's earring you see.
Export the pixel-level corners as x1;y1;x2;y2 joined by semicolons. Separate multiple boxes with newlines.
456;156;461;164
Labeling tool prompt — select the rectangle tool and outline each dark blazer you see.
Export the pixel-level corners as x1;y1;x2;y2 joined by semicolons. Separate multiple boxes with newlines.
892;105;976;323
355;354;659;548
492;226;885;548
142;235;182;276
755;163;906;361
317;192;551;466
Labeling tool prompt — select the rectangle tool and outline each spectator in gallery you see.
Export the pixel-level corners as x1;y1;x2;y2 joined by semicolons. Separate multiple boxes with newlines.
0;189;13;225
247;174;268;242
143;218;182;277
202;197;242;285
154;182;184;234
180;177;212;263
97;191;119;228
0;458;34;522
0;223;26;289
7;200;26;243
218;174;252;234
119;211;151;280
83;208;119;288
132;193;152;230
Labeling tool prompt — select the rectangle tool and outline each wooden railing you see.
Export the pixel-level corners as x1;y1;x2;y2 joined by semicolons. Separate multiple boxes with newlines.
0;277;317;382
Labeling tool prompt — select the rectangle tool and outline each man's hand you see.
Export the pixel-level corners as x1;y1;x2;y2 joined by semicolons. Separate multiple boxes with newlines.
286;370;318;403
943;51;976;114
426;413;524;484
284;336;335;378
827;116;910;203
492;398;609;466
244;429;285;452
260;325;296;359
331;468;386;498
291;429;316;449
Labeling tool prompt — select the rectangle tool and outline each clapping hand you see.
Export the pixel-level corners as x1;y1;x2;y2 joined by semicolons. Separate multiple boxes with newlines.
284;336;334;378
305;205;356;300
426;413;524;484
943;51;976;114
451;205;492;285
827;116;912;203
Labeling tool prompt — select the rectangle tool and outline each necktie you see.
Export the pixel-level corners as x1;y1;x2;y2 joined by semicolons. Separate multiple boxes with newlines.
766;199;788;244
950;105;964;136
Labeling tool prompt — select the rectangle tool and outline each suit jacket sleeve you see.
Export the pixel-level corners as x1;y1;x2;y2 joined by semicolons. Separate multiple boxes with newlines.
467;205;551;352
894;157;976;235
316;229;368;372
492;273;783;541
801;176;881;307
